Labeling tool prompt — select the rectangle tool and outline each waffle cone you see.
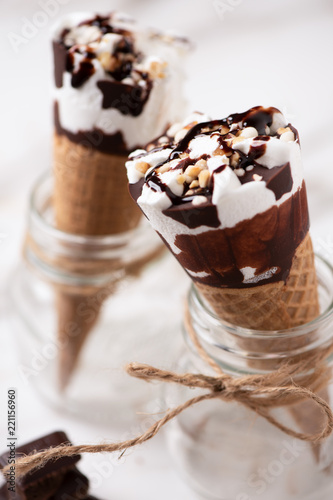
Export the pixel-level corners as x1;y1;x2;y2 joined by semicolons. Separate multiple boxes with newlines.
195;233;319;331
53;133;142;389
53;133;141;235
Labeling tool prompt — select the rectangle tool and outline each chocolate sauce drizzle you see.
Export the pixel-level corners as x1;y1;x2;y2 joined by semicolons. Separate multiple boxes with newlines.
143;107;295;205
53;14;154;120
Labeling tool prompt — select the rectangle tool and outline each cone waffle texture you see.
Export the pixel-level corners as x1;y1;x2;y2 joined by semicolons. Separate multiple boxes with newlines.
195;233;319;331
54;133;142;235
53;133;142;389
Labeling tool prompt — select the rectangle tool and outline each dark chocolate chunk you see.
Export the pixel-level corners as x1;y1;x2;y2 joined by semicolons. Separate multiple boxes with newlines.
97;80;152;116
49;469;89;500
0;432;80;500
0;484;8;500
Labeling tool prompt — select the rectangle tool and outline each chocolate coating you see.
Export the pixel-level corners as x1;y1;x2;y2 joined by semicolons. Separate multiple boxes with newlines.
54;102;130;154
163;182;309;288
129;107;308;288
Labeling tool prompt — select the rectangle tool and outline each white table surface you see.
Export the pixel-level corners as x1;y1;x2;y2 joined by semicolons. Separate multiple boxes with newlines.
1;0;333;498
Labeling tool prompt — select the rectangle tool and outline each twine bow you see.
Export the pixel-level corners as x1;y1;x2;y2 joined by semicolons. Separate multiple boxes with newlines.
3;308;333;478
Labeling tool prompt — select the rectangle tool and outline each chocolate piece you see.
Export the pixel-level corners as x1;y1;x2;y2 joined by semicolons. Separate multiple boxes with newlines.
0;432;80;500
50;469;89;500
0;485;8;500
97;80;152;116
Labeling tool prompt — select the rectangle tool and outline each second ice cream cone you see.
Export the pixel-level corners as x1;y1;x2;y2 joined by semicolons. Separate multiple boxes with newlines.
51;11;189;388
53;133;142;389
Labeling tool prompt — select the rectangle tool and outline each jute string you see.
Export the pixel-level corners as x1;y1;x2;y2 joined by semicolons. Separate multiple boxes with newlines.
3;307;333;478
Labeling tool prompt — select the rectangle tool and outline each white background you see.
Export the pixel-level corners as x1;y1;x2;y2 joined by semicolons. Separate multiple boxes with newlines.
1;0;333;498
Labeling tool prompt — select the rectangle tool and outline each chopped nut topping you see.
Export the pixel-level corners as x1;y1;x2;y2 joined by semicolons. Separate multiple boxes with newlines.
157;164;170;174
213;146;226;156
177;174;186;184
148;60;167;79
230;152;240;167
277;127;291;135
232;136;245;145
135;161;150;174
198;170;210;188
195;159;207;170
189;180;199;189
98;52;118;71
220;125;229;135
253;174;263;182
185;165;201;178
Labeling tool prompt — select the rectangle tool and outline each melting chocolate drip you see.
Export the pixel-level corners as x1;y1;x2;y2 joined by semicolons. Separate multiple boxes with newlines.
71;59;96;88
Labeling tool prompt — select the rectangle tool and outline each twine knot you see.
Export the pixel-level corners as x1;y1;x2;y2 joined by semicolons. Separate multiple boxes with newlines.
3;309;333;479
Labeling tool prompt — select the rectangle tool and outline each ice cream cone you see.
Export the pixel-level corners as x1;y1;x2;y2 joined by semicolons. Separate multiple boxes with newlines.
52;12;189;388
127;106;327;458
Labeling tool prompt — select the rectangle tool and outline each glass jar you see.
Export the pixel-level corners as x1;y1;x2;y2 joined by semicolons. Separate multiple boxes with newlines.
7;172;188;424
165;253;333;500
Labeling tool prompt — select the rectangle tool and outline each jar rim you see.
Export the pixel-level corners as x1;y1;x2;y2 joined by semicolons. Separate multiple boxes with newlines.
189;252;333;341
29;171;146;248
24;171;163;285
